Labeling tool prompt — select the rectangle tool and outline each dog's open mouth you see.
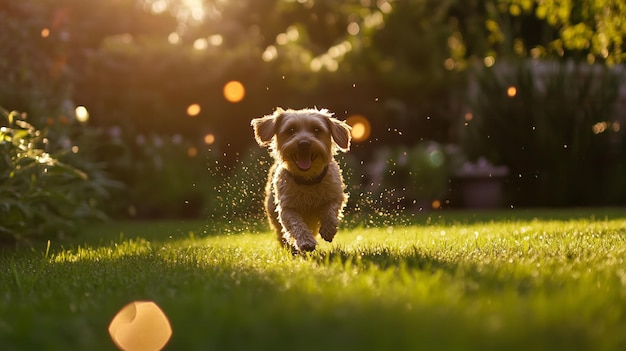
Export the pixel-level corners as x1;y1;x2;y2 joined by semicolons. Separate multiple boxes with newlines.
294;153;316;171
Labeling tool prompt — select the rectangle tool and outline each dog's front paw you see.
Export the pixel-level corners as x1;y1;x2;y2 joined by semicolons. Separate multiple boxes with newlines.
319;223;337;242
295;236;317;252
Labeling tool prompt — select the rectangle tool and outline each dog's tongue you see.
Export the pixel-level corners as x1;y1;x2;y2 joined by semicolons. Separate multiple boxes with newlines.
296;155;312;171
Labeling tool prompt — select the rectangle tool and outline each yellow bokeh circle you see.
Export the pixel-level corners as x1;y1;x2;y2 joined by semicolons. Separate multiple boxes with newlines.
223;81;245;103
345;115;371;143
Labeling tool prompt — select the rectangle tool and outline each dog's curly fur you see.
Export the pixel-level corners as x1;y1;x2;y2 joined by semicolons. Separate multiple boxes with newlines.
251;107;351;252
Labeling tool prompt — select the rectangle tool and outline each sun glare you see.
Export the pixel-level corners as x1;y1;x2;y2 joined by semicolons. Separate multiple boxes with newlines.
223;81;245;103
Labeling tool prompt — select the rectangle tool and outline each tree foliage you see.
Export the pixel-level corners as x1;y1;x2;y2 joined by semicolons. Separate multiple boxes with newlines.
481;0;626;64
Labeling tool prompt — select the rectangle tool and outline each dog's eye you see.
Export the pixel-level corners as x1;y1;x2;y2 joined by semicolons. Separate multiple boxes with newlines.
288;127;295;134
313;127;320;134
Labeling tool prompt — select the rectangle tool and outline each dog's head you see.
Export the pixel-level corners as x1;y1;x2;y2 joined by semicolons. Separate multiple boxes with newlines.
251;107;351;177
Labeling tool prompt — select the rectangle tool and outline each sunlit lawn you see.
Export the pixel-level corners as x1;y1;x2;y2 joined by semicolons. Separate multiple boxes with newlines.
2;209;626;350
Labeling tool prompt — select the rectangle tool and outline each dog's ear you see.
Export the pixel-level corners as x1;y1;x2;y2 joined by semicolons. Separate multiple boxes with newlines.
328;117;352;152
251;109;283;147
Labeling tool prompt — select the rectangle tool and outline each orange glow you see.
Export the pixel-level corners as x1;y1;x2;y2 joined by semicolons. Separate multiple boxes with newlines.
109;301;172;351
507;86;517;97
592;121;607;134
187;147;198;157
432;200;441;209
223;81;245;103
41;28;50;38
204;133;215;145
186;104;201;117
464;112;473;121
346;115;371;143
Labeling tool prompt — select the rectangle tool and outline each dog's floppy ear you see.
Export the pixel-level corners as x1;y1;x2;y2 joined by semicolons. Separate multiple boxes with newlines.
328;117;352;152
251;108;284;147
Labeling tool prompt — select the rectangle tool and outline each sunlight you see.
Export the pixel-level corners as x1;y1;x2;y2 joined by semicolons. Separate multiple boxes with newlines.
143;0;219;26
223;81;245;103
186;103;201;116
346;115;371;143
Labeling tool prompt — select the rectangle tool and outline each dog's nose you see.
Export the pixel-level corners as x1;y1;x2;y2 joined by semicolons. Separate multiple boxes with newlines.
298;140;311;149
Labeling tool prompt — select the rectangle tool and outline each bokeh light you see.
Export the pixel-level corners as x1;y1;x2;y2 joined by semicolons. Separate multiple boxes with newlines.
432;200;441;209
347;22;360;35
186;103;201;117
592;121;607;134
223;81;245;103
208;34;223;46
41;28;50;38
109;301;172;351
262;45;278;62
204;133;215;145
346;115;371;143
75;106;89;123
193;38;208;50
484;56;495;67
187;146;198;157
427;147;445;167
167;32;180;44
507;86;517;97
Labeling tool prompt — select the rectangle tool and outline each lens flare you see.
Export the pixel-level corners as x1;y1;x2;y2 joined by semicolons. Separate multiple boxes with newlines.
186;104;201;117
223;81;245;103
346;115;371;143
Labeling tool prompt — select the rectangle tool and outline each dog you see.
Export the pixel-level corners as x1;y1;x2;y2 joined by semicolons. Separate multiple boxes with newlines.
251;107;352;252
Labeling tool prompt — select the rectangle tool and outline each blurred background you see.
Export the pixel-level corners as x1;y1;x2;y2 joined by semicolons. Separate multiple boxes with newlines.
1;0;626;240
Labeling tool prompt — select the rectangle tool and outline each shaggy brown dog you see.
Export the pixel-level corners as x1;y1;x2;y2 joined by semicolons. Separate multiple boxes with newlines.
251;108;351;252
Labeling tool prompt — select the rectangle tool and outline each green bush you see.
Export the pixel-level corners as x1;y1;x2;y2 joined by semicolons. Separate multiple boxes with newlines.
462;59;623;205
365;142;451;211
0;109;110;246
94;129;221;219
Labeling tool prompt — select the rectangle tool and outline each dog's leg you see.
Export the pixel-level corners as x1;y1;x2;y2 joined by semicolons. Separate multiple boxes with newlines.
266;189;290;248
279;208;317;251
319;203;341;242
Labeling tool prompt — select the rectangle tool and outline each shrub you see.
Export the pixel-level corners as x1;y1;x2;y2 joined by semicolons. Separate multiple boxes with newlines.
364;142;451;211
0;109;110;246
461;59;623;205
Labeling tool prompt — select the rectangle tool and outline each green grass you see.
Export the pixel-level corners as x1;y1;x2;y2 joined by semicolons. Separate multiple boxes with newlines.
2;209;626;350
